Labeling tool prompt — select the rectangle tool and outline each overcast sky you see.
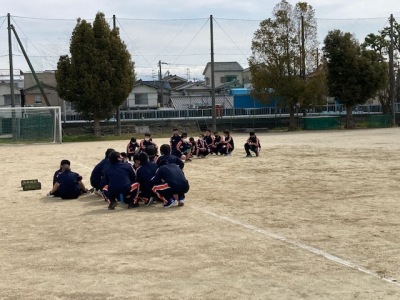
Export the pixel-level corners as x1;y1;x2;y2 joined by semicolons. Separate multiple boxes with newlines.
1;0;399;80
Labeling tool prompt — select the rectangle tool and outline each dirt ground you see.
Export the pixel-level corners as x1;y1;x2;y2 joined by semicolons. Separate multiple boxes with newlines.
1;128;400;299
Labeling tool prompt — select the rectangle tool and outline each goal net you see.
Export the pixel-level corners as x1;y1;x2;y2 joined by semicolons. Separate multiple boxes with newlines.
0;106;62;143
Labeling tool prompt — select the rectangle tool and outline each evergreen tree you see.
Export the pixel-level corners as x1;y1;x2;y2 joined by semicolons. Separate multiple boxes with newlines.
56;12;135;136
323;30;387;128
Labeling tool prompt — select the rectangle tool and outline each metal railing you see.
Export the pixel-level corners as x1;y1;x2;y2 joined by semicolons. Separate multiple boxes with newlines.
63;104;398;123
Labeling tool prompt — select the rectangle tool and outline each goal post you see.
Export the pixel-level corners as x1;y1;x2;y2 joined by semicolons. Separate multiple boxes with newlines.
0;106;62;143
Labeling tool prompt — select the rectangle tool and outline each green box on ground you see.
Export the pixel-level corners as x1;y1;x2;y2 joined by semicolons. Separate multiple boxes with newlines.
303;116;341;130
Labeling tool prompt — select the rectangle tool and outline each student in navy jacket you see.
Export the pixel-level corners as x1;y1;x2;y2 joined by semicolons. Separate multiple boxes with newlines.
49;161;86;199
156;144;184;170
90;148;115;193
136;152;158;205
102;151;139;210
151;160;189;208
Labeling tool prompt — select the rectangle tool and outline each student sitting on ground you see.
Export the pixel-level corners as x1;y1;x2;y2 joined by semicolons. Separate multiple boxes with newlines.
219;129;234;156
102;151;139;210
170;128;181;158
244;132;261;157
90;148;115;195
151;160;190;208
126;137;139;161
210;131;223;155
196;134;209;158
204;129;214;153
176;132;192;162
135;152;158;206
157;144;184;170
48;160;87;200
139;133;158;155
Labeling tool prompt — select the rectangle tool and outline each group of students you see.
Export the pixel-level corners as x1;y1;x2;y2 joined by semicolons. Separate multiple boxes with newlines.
48;143;189;210
47;129;261;209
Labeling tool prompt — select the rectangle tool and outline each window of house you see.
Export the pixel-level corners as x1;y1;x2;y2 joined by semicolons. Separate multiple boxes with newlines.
4;95;21;106
226;75;237;83
205;77;210;85
135;93;148;105
35;95;42;104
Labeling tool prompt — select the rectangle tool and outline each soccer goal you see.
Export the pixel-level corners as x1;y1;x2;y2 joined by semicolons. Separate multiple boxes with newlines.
0;106;62;143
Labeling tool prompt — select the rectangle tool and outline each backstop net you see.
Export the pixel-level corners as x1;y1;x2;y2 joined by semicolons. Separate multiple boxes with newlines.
0;106;62;143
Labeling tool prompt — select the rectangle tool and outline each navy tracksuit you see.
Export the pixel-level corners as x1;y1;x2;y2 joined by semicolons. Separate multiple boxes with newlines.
151;163;189;202
56;170;82;199
156;154;184;170
102;161;138;205
90;158;110;190
136;161;158;200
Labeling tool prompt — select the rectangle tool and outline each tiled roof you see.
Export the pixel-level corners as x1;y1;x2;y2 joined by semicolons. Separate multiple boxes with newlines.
170;95;233;110
202;62;244;75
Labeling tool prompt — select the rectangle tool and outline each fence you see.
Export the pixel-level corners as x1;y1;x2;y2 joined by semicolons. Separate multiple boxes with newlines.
62;103;398;123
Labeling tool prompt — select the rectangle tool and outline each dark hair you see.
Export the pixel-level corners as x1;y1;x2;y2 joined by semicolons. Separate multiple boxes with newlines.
120;152;127;158
60;159;70;166
206;129;211;132
109;151;121;163
144;133;151;137
173;128;178;132
133;153;140;161
214;131;219;135
181;132;188;138
138;152;149;164
145;145;156;156
249;132;255;136
160;144;171;155
105;148;115;158
189;137;195;142
223;129;230;135
130;137;136;142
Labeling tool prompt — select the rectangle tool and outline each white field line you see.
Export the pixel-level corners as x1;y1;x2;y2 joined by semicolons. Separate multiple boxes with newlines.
190;206;400;288
73;160;399;287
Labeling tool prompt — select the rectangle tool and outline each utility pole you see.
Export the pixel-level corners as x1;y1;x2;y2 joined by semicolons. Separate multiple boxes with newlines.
389;14;396;125
158;60;168;107
301;16;306;80
210;15;216;131
7;13;15;108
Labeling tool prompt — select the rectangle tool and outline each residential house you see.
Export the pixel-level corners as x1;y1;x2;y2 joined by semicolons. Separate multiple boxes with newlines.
0;81;22;106
203;62;244;88
23;70;72;111
171;81;211;97
164;74;188;89
124;80;171;109
0;69;24;89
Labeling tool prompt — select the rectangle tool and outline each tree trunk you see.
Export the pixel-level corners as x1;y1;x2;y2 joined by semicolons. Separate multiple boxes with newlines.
93;118;101;137
288;105;296;131
345;105;354;129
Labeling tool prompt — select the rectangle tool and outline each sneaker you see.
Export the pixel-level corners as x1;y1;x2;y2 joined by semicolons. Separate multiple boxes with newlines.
145;197;154;206
246;154;252;157
88;188;95;193
178;199;185;206
185;158;192;162
163;198;176;208
127;202;139;209
108;202;118;210
95;189;103;197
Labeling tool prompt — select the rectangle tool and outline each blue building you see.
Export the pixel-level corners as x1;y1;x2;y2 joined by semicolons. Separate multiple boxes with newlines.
229;88;276;109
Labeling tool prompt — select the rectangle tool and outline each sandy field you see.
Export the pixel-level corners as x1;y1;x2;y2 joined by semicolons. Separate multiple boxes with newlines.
1;128;400;299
